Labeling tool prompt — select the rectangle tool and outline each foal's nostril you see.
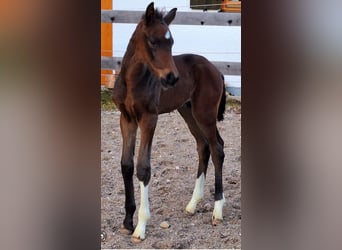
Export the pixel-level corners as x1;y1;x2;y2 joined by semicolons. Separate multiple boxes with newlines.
166;72;178;85
166;72;173;82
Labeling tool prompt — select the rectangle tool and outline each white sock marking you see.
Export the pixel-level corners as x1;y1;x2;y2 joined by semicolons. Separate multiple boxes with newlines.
186;173;205;214
132;182;150;240
213;194;226;220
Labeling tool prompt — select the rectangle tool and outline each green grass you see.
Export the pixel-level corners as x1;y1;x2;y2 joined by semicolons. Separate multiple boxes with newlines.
101;88;116;111
226;93;241;113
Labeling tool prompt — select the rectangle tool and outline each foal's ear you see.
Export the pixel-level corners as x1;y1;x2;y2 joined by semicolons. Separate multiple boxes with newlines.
164;8;177;25
145;2;155;25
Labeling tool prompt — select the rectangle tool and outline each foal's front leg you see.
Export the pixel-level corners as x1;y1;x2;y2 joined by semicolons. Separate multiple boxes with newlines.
119;114;138;234
131;113;157;243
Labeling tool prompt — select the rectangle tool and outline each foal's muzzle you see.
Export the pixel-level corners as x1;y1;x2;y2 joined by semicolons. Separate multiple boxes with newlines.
161;72;179;88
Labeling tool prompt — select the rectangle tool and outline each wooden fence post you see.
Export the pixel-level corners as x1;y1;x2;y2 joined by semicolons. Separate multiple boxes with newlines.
101;0;114;88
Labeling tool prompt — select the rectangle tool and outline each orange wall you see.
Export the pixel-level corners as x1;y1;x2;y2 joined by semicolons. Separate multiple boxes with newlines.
101;0;113;86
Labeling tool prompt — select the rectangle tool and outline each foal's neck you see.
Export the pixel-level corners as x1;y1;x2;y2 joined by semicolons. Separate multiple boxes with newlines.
120;22;153;87
122;22;145;68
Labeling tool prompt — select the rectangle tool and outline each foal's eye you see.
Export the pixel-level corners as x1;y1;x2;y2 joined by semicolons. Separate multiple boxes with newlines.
148;39;158;48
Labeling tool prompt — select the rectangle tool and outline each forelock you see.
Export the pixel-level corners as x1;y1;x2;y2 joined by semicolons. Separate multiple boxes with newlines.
155;8;165;20
142;8;166;23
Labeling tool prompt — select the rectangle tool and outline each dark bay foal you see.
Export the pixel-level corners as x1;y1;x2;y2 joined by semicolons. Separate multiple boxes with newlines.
112;2;226;242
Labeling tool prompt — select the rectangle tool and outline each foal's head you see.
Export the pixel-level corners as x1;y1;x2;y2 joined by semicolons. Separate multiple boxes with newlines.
136;2;179;88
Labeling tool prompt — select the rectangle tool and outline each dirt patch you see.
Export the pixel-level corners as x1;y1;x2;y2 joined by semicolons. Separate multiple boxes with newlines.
101;108;241;249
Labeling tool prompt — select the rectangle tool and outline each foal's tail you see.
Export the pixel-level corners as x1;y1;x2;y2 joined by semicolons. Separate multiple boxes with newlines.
217;75;226;122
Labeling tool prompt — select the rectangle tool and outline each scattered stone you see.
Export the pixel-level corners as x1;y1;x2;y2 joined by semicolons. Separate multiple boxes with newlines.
203;202;212;212
232;203;241;210
152;241;170;249
220;232;229;238
160;221;170;229
101;231;107;242
228;180;237;185
119;208;125;215
156;208;164;215
117;189;125;195
105;190;112;195
172;241;190;249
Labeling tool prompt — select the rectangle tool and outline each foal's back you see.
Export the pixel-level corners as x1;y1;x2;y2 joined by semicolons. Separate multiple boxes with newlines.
158;54;224;114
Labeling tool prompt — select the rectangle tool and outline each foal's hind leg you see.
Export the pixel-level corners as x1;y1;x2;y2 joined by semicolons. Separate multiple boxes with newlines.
192;108;226;225
119;114;138;234
211;128;226;225
178;104;210;214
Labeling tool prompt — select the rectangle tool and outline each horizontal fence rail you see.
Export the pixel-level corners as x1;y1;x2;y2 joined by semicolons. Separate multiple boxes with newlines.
101;10;241;26
101;56;241;76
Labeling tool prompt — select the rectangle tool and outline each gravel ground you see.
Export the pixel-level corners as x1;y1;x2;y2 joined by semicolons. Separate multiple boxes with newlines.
101;106;241;249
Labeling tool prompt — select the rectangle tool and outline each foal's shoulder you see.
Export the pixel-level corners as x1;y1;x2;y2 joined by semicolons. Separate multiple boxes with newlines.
112;74;126;104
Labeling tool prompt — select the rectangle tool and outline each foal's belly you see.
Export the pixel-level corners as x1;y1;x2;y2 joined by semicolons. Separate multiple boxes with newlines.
157;78;194;114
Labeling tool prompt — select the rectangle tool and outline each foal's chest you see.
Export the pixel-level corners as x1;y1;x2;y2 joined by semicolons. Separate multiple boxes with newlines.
124;85;161;117
113;69;162;118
